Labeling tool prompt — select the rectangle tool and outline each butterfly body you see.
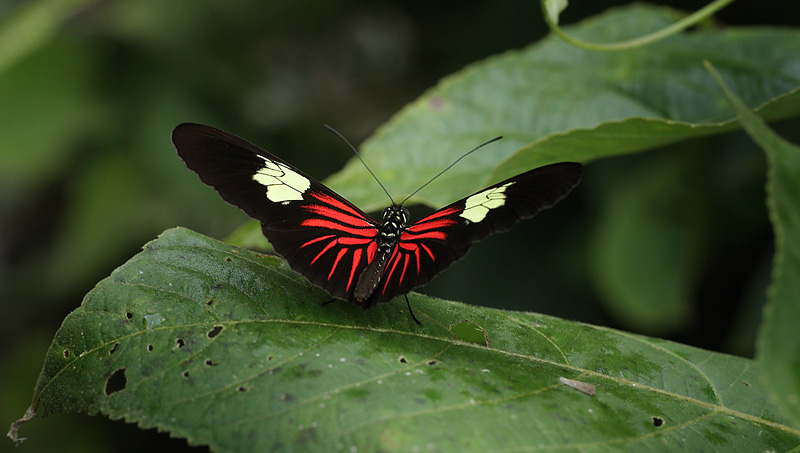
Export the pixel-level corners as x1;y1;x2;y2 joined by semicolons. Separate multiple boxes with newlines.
350;206;406;304
172;123;582;312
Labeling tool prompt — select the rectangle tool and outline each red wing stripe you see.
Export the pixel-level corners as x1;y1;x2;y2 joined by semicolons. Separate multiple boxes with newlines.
406;207;460;234
309;239;338;265
304;204;372;228
419;242;435;261
328;248;348;280
398;254;410;288
407;217;458;232
300;234;336;249
399;242;422;273
310;192;372;221
415;206;460;222
381;247;402;295
402;230;447;241
347;248;363;291
337;237;374;245
366;241;377;263
301;218;376;237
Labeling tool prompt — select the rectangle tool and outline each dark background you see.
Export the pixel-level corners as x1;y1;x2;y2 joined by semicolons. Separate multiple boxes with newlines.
1;1;797;451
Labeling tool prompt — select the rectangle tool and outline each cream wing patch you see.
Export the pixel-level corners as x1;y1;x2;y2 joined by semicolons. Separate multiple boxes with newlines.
252;156;311;203
460;182;514;223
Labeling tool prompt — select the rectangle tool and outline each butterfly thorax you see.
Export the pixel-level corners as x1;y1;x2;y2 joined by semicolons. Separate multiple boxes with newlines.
353;205;410;305
377;205;409;244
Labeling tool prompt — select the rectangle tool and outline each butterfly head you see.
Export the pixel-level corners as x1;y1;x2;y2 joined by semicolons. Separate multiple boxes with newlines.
382;206;410;226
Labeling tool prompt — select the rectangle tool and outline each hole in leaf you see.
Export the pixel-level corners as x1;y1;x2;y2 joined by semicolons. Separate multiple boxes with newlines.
398;356;408;364
426;360;439;366
449;320;490;346
238;386;250;392
205;359;219;367
652;416;664;427
175;338;185;349
105;368;127;396
63;349;71;359
225;257;232;262
109;343;119;355
147;344;154;352
206;299;214;306
207;326;223;338
182;370;190;378
268;356;274;361
126;312;133;319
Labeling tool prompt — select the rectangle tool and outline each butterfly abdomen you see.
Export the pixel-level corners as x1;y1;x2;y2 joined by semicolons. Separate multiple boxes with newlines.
354;205;410;305
354;247;390;304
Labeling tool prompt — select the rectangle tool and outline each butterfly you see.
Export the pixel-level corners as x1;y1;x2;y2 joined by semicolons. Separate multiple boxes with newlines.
172;123;582;323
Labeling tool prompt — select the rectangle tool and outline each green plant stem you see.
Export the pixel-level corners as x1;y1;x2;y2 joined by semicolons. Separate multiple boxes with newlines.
541;0;736;51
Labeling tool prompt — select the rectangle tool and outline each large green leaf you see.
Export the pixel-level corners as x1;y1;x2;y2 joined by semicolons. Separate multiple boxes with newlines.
10;228;800;450
315;3;800;337
705;62;800;427
325;5;800;212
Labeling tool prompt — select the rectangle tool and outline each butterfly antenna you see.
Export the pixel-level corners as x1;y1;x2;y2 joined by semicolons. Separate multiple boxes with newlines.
324;125;395;206
399;136;502;207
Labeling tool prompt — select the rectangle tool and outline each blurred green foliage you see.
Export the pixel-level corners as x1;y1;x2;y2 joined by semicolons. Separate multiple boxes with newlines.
1;0;798;451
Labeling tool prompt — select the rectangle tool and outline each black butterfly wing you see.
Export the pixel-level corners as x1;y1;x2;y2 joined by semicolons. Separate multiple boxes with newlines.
172;123;380;301
367;162;583;304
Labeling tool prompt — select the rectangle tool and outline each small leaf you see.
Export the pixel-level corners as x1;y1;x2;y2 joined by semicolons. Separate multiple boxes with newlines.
12;228;800;450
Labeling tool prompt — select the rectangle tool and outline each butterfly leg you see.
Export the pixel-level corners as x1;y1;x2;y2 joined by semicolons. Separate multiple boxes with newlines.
405;295;422;325
321;298;336;306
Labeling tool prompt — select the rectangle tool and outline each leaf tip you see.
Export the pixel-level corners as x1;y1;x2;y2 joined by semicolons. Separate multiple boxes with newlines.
7;405;37;446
